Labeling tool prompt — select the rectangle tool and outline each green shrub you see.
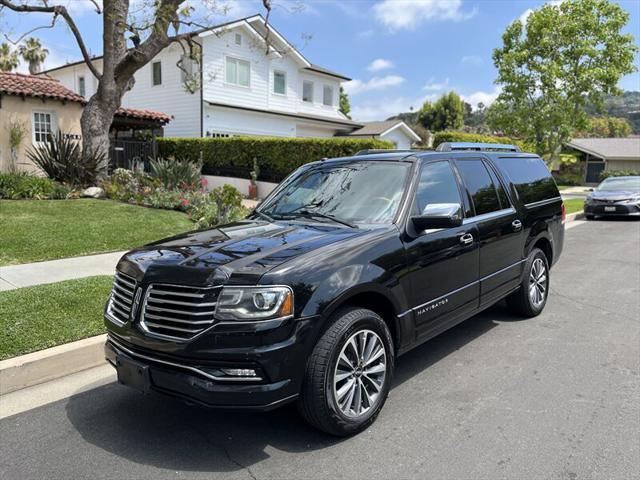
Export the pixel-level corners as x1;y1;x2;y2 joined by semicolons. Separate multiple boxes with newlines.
432;131;532;152
599;169;640;180
149;156;202;189
102;168;158;203
0;172;70;200
157;136;394;181
26;132;104;187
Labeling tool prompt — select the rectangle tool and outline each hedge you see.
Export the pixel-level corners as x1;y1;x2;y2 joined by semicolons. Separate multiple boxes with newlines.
599;169;640;180
157;136;394;182
432;131;531;152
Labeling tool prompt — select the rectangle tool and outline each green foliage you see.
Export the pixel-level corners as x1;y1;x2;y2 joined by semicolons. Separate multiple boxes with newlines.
156;136;393;181
0;42;19;72
27;132;103;187
102;168;158;203
418;91;466;132
0;172;70;200
599;169;640;180
339;86;351;119
575;116;633;138
432;131;531;151
490;0;638;164
18;37;48;74
585;91;640;133
149;156;202;189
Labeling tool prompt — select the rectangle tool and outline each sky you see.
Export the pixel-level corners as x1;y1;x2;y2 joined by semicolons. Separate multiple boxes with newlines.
2;0;639;121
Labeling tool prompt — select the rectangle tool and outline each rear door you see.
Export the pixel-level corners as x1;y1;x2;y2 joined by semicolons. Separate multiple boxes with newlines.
453;157;524;308
402;159;479;341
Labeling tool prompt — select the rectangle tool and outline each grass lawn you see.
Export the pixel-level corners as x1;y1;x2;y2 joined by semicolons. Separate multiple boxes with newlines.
0;276;112;360
557;185;571;191
564;198;584;214
0;199;193;266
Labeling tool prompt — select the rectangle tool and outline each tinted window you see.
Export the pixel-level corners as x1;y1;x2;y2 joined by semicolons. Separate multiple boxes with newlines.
494;156;558;205
456;159;501;216
414;161;461;214
485;162;510;209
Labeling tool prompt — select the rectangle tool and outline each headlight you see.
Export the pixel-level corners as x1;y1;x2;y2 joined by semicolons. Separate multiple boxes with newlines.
214;286;294;321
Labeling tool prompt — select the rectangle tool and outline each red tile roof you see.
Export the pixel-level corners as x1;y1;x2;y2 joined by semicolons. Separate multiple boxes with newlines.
0;72;171;124
0;71;85;103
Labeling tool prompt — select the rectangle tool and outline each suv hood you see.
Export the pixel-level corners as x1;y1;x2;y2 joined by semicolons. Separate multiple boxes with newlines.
117;220;366;286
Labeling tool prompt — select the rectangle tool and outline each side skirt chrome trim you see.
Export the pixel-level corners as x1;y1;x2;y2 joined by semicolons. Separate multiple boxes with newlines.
525;196;562;209
397;259;526;318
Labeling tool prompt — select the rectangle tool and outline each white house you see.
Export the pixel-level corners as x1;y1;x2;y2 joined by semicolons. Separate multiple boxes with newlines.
40;15;420;147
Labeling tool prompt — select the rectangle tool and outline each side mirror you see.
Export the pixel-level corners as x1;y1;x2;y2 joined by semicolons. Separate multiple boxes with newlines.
411;203;463;231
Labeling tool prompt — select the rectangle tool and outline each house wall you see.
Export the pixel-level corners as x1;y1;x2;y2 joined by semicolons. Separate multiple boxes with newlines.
0;95;82;173
606;159;640;172
380;128;412;149
204;104;296;137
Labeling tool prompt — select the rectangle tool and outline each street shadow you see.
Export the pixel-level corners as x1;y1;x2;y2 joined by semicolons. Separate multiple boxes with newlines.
64;303;507;473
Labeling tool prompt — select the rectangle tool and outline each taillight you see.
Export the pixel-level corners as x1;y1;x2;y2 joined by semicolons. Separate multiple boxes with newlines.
561;203;566;224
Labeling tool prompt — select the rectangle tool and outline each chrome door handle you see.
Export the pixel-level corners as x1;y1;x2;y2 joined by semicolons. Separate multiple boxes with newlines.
512;219;523;231
459;233;474;245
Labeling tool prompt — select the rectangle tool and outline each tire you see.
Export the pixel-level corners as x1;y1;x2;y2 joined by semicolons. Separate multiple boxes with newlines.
297;307;394;436
585;214;595;220
506;248;550;318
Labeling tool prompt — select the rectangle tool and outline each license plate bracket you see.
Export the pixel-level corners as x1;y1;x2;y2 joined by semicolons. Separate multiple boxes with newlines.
604;206;616;212
116;354;150;394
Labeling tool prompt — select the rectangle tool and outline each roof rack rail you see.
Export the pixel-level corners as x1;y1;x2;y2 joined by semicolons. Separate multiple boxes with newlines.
436;142;521;153
355;149;416;156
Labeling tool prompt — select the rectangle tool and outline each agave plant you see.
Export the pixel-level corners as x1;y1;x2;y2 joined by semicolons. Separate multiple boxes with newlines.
27;132;103;187
149;156;203;190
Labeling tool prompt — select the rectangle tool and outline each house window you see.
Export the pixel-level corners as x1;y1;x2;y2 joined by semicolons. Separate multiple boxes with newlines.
225;57;250;87
235;33;242;46
302;80;314;103
323;85;334;106
152;61;162;86
78;76;86;97
273;71;286;95
32;112;55;143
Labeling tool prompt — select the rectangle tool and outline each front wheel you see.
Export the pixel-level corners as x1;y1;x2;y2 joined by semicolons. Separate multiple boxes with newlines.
506;248;550;317
298;307;394;436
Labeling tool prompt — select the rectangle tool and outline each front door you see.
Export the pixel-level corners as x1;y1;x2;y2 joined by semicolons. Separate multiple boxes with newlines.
453;157;524;308
403;160;480;342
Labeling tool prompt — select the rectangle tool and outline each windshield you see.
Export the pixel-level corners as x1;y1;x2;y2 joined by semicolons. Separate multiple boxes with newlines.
597;177;640;193
259;161;412;225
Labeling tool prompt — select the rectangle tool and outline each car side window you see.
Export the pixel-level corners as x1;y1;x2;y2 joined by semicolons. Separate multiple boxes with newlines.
455;159;501;216
414;161;462;214
485;161;511;209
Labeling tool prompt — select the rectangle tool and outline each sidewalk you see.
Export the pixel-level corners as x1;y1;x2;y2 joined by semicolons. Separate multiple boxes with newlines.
0;250;126;292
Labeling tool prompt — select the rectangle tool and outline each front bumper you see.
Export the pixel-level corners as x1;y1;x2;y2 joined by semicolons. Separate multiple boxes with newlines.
105;315;322;410
584;203;640;217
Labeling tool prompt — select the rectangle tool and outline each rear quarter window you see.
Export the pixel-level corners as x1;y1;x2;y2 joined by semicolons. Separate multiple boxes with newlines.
493;156;559;205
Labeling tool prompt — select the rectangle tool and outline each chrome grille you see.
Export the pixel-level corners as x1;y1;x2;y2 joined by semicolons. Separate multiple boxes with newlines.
140;284;220;340
107;273;137;325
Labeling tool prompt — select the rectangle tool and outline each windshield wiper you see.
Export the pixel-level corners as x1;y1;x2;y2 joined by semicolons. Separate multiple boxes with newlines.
253;210;274;222
285;210;357;229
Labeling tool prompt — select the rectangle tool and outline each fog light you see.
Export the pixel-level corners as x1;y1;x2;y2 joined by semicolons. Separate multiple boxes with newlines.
221;368;258;377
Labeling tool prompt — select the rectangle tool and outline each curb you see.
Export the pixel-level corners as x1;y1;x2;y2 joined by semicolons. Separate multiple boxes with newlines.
566;211;585;223
0;334;107;396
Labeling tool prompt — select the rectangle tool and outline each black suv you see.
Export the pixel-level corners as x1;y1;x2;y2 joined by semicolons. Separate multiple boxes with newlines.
104;142;565;436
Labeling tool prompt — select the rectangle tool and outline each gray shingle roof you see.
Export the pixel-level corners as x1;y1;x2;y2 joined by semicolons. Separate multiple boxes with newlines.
567;138;640;160
347;120;405;136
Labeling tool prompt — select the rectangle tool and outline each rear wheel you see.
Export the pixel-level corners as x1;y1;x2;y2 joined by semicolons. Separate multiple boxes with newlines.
298;307;394;436
506;248;549;317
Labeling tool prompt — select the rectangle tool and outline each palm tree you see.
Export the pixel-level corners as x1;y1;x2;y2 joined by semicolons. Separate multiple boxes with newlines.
18;37;48;74
0;43;19;72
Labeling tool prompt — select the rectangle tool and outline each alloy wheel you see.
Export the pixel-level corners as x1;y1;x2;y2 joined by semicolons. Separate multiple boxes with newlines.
529;257;547;308
333;329;387;418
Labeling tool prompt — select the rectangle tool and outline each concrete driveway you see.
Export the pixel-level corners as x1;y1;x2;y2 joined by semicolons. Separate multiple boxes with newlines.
1;219;639;480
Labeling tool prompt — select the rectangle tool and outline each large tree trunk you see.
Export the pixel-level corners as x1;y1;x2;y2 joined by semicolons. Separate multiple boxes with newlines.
80;96;117;181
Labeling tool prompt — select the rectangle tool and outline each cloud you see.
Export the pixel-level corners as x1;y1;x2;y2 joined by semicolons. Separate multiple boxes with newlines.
367;58;394;72
519;0;563;24
344;75;406;95
423;77;449;91
461;87;502;109
461;55;483;66
373;0;476;31
351;94;437;121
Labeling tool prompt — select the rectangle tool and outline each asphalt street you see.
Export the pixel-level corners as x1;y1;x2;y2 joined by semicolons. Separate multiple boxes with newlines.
1;219;639;480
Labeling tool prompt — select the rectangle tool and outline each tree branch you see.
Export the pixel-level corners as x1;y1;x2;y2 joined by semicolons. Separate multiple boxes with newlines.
0;0;102;79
